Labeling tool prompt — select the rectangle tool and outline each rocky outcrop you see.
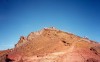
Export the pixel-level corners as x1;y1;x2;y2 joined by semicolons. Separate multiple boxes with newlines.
15;36;28;47
0;27;100;62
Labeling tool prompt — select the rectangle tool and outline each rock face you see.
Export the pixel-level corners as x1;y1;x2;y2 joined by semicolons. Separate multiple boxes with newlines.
15;36;27;47
0;27;100;62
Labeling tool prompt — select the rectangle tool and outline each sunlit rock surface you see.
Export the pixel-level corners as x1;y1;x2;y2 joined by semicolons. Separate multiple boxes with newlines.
0;27;100;62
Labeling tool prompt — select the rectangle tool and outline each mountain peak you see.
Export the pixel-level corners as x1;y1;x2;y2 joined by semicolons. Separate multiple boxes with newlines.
0;27;100;62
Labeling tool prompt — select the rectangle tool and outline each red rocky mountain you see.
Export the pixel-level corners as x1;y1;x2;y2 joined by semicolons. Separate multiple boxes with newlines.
0;27;100;62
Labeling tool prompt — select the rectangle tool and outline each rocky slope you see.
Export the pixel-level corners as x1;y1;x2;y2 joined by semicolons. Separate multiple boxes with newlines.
0;27;100;62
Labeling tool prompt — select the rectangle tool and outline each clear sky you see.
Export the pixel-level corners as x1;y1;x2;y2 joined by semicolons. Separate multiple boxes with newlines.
0;0;100;50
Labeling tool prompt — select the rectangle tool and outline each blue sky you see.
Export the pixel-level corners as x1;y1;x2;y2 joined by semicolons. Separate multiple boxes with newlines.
0;0;100;50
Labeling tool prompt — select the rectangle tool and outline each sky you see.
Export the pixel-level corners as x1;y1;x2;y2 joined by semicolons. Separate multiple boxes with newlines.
0;0;100;50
